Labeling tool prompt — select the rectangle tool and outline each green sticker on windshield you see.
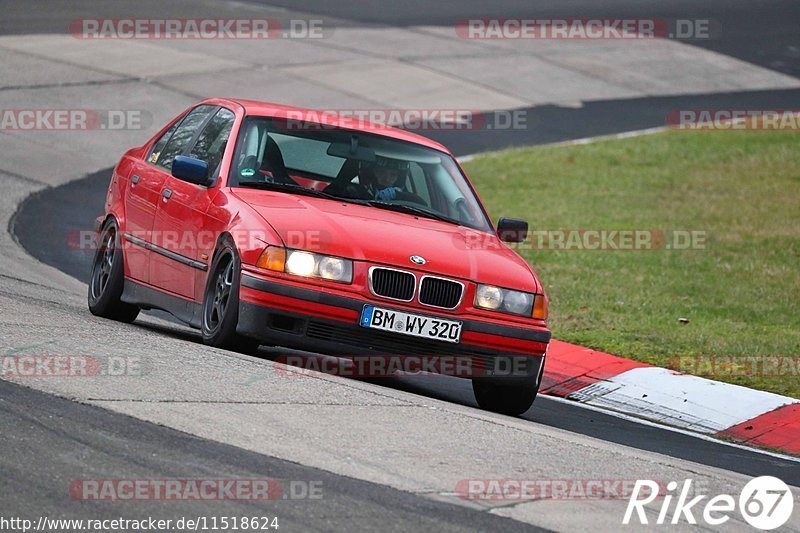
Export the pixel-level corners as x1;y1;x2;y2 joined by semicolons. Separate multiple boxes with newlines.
241;168;255;177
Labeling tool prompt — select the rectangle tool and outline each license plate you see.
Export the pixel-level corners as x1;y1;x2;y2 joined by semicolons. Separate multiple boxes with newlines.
360;305;462;344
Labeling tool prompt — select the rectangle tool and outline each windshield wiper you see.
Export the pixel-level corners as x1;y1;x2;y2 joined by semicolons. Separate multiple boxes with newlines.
238;180;340;201
366;201;461;226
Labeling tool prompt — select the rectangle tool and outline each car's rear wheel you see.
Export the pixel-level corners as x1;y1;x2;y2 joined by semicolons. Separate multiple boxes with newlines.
472;380;539;416
88;220;140;323
202;241;260;353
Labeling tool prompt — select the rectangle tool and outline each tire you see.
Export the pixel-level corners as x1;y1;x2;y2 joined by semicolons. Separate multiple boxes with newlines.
88;220;140;323
201;239;260;353
472;379;539;416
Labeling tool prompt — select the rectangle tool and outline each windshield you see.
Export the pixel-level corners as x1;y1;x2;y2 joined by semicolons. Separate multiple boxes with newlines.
228;117;492;231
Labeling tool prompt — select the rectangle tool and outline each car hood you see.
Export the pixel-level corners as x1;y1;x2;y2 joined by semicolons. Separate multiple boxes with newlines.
233;189;541;293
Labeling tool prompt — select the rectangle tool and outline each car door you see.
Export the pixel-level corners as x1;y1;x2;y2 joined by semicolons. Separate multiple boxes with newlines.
150;106;236;300
122;118;182;283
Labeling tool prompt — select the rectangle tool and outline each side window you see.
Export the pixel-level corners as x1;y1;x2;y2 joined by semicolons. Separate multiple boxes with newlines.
147;120;181;164
155;105;216;171
188;108;235;177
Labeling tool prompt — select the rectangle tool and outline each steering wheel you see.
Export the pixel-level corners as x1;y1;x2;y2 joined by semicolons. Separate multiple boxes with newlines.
393;191;428;206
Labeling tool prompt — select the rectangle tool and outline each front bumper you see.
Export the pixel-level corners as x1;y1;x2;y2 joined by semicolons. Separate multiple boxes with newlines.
237;273;550;384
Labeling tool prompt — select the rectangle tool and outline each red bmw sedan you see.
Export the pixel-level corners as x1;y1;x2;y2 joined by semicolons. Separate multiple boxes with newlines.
89;98;551;415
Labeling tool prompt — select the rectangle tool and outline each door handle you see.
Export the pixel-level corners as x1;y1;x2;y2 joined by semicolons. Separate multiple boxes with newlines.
131;174;140;186
162;188;173;201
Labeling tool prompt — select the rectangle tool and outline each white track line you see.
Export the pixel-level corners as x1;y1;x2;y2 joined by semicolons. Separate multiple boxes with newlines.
570;367;797;434
457;126;666;163
542;395;800;466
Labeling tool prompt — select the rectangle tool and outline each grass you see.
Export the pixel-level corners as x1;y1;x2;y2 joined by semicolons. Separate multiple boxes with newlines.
462;130;800;398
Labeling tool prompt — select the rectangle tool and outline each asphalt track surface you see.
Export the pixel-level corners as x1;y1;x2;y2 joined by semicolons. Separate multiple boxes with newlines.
0;379;543;532
2;0;799;77
3;0;800;530
248;0;800;79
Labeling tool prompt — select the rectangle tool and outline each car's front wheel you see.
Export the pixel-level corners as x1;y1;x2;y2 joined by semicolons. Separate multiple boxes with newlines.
88;220;140;323
202;241;260;353
472;380;539;416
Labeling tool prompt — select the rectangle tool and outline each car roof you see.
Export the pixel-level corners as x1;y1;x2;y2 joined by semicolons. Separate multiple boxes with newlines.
211;97;454;155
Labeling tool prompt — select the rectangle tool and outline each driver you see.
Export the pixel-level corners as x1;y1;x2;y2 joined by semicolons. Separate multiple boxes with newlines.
359;156;409;201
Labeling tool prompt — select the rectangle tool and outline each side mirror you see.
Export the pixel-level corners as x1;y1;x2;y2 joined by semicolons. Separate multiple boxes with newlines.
497;217;528;243
172;155;210;186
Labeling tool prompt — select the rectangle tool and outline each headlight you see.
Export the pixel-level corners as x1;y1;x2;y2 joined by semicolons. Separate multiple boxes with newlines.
475;284;534;316
318;256;347;280
285;250;316;277
257;247;353;283
475;285;503;310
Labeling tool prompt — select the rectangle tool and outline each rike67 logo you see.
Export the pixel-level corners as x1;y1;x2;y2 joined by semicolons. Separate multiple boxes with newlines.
624;476;794;529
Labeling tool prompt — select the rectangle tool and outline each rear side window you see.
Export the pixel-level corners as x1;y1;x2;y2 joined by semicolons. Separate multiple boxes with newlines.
189;108;236;176
154;105;216;171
